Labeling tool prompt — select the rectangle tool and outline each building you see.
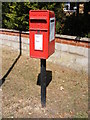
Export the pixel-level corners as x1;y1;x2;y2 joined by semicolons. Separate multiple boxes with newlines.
63;2;84;16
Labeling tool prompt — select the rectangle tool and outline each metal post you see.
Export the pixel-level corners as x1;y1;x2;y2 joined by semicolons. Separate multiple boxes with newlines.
41;59;46;107
19;31;22;56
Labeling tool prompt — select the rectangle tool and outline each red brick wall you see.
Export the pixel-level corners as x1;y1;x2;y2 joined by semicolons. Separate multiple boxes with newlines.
0;30;89;48
55;38;90;48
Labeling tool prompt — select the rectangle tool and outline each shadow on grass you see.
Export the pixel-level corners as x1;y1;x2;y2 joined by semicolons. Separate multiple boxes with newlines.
0;31;22;87
37;70;52;87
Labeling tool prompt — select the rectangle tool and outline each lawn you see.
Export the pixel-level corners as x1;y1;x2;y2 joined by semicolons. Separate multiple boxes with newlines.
1;46;88;118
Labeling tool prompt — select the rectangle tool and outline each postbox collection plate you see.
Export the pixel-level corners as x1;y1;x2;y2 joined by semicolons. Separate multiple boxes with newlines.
35;34;43;51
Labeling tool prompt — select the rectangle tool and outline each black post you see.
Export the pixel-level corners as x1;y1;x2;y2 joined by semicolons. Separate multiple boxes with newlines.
41;59;46;107
19;31;22;56
76;2;79;17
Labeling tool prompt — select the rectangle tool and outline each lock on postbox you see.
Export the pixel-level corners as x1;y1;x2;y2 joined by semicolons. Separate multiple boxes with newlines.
29;10;55;59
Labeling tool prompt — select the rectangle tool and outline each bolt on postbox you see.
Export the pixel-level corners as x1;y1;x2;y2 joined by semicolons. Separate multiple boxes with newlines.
29;10;55;59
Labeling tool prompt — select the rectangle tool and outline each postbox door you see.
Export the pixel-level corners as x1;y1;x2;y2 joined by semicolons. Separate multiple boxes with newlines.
30;30;48;59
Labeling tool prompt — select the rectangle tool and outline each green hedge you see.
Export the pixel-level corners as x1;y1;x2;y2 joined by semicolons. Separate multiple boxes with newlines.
2;2;90;37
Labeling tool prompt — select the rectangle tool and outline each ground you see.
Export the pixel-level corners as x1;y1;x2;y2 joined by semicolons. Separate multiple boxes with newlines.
1;46;88;118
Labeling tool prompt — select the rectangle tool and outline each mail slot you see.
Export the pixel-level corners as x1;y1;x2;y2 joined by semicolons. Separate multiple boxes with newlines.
29;10;55;59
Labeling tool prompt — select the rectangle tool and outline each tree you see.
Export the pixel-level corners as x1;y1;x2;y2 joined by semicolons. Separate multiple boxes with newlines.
2;2;65;34
3;2;31;30
62;2;90;37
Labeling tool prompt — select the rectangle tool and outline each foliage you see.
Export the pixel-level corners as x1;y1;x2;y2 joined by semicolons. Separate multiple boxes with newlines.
62;2;90;37
2;2;90;37
2;2;65;33
62;14;90;37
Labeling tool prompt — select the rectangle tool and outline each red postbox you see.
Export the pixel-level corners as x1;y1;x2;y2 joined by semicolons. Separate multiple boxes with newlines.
29;10;55;59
